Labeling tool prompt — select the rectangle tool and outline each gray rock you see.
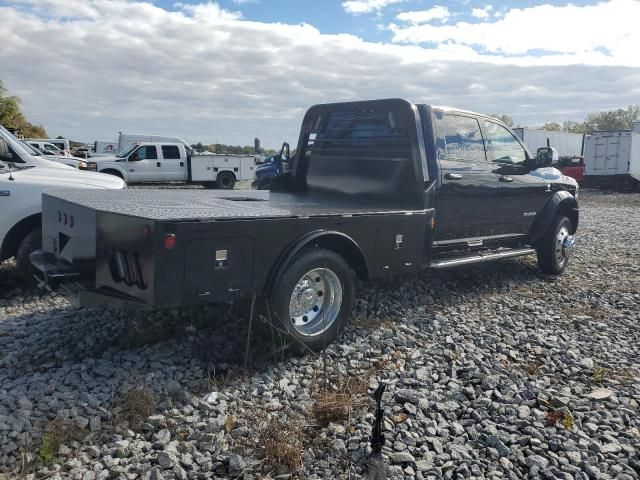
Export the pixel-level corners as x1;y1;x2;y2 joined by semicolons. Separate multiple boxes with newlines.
526;454;549;469
157;451;177;469
389;451;415;464
229;453;247;475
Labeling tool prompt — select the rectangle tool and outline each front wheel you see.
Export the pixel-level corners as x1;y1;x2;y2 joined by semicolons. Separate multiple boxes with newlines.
16;228;42;275
537;215;574;275
269;248;355;352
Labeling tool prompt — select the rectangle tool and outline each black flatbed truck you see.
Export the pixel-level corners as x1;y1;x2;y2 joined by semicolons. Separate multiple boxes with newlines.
32;99;579;351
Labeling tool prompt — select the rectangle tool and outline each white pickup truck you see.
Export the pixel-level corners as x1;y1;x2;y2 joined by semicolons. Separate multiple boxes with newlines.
0;129;126;273
94;142;256;189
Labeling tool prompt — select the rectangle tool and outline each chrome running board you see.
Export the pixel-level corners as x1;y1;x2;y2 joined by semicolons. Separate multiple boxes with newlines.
430;248;535;269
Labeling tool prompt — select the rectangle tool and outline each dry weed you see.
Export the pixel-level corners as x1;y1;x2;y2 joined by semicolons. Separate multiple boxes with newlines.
311;375;369;427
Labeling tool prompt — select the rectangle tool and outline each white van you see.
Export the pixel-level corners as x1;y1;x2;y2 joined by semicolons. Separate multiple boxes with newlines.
117;133;190;154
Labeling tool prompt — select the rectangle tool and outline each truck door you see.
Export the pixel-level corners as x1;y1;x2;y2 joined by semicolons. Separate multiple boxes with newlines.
160;145;187;181
481;120;550;235
127;145;162;182
434;113;502;243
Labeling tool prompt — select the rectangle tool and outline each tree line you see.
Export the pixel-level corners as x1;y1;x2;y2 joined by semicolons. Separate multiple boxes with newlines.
492;105;640;133
0;80;47;138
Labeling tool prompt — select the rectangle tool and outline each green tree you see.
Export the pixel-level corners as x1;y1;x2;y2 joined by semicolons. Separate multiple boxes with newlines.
583;105;640;132
490;113;514;126
0;80;47;138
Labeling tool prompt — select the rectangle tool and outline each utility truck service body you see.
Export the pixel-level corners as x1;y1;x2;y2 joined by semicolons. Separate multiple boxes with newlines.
33;100;579;351
94;142;255;188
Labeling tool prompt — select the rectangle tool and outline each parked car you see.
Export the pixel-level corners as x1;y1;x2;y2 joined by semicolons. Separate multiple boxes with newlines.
0;159;126;274
26;140;72;157
94;142;255;188
27;138;71;153
558;156;585;183
22;142;96;171
32;99;578;351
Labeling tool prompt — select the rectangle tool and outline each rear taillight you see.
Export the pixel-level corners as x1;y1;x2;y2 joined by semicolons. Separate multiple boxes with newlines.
163;234;177;250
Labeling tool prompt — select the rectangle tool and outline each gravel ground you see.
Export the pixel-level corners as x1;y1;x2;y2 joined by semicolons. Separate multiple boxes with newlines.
0;190;639;479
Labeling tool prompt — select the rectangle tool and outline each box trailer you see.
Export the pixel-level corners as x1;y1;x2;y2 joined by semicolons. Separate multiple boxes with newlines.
513;128;585;158
583;130;640;190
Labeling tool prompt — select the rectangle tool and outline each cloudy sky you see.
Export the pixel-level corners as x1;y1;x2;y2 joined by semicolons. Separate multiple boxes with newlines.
1;0;639;147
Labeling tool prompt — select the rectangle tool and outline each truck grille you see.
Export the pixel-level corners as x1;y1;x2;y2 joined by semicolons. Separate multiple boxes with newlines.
109;250;148;290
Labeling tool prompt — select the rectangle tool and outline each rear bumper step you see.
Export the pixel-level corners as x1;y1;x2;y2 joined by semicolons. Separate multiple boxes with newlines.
430;248;535;269
30;250;81;286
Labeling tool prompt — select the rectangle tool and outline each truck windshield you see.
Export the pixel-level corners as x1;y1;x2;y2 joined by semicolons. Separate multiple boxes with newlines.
117;144;138;158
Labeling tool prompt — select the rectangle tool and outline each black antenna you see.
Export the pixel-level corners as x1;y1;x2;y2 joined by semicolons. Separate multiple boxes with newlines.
8;162;15;181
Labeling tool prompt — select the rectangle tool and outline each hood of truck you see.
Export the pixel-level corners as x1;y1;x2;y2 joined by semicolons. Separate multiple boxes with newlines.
92;155;121;163
530;167;578;187
11;167;126;189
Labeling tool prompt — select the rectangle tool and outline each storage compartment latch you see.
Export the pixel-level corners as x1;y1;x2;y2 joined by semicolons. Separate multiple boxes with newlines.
215;249;228;269
395;234;404;250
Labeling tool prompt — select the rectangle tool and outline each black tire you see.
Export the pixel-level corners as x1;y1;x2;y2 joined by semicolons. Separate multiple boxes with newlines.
269;248;355;353
257;177;271;190
16;228;42;274
101;169;124;180
216;172;236;190
537;215;573;275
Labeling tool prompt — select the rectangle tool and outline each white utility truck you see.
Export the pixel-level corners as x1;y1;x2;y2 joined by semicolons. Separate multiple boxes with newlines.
1;135;126;273
94;142;255;188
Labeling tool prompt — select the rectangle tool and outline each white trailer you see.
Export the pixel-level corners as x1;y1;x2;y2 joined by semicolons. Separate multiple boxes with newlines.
91;140;118;157
583;130;640;190
513;128;584;158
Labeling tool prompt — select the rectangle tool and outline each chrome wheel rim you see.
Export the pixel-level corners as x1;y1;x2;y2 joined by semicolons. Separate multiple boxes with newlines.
555;226;573;266
289;268;342;337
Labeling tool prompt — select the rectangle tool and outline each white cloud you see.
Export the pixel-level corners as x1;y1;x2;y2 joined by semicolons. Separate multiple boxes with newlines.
390;0;640;66
0;0;639;147
471;5;492;19
342;0;404;15
396;6;450;24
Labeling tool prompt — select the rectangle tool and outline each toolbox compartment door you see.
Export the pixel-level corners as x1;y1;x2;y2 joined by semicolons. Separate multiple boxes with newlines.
184;237;254;300
373;225;420;275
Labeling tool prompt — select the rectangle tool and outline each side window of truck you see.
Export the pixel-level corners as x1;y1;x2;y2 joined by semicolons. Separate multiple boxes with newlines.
161;145;180;159
483;121;526;164
440;115;486;162
135;146;158;161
